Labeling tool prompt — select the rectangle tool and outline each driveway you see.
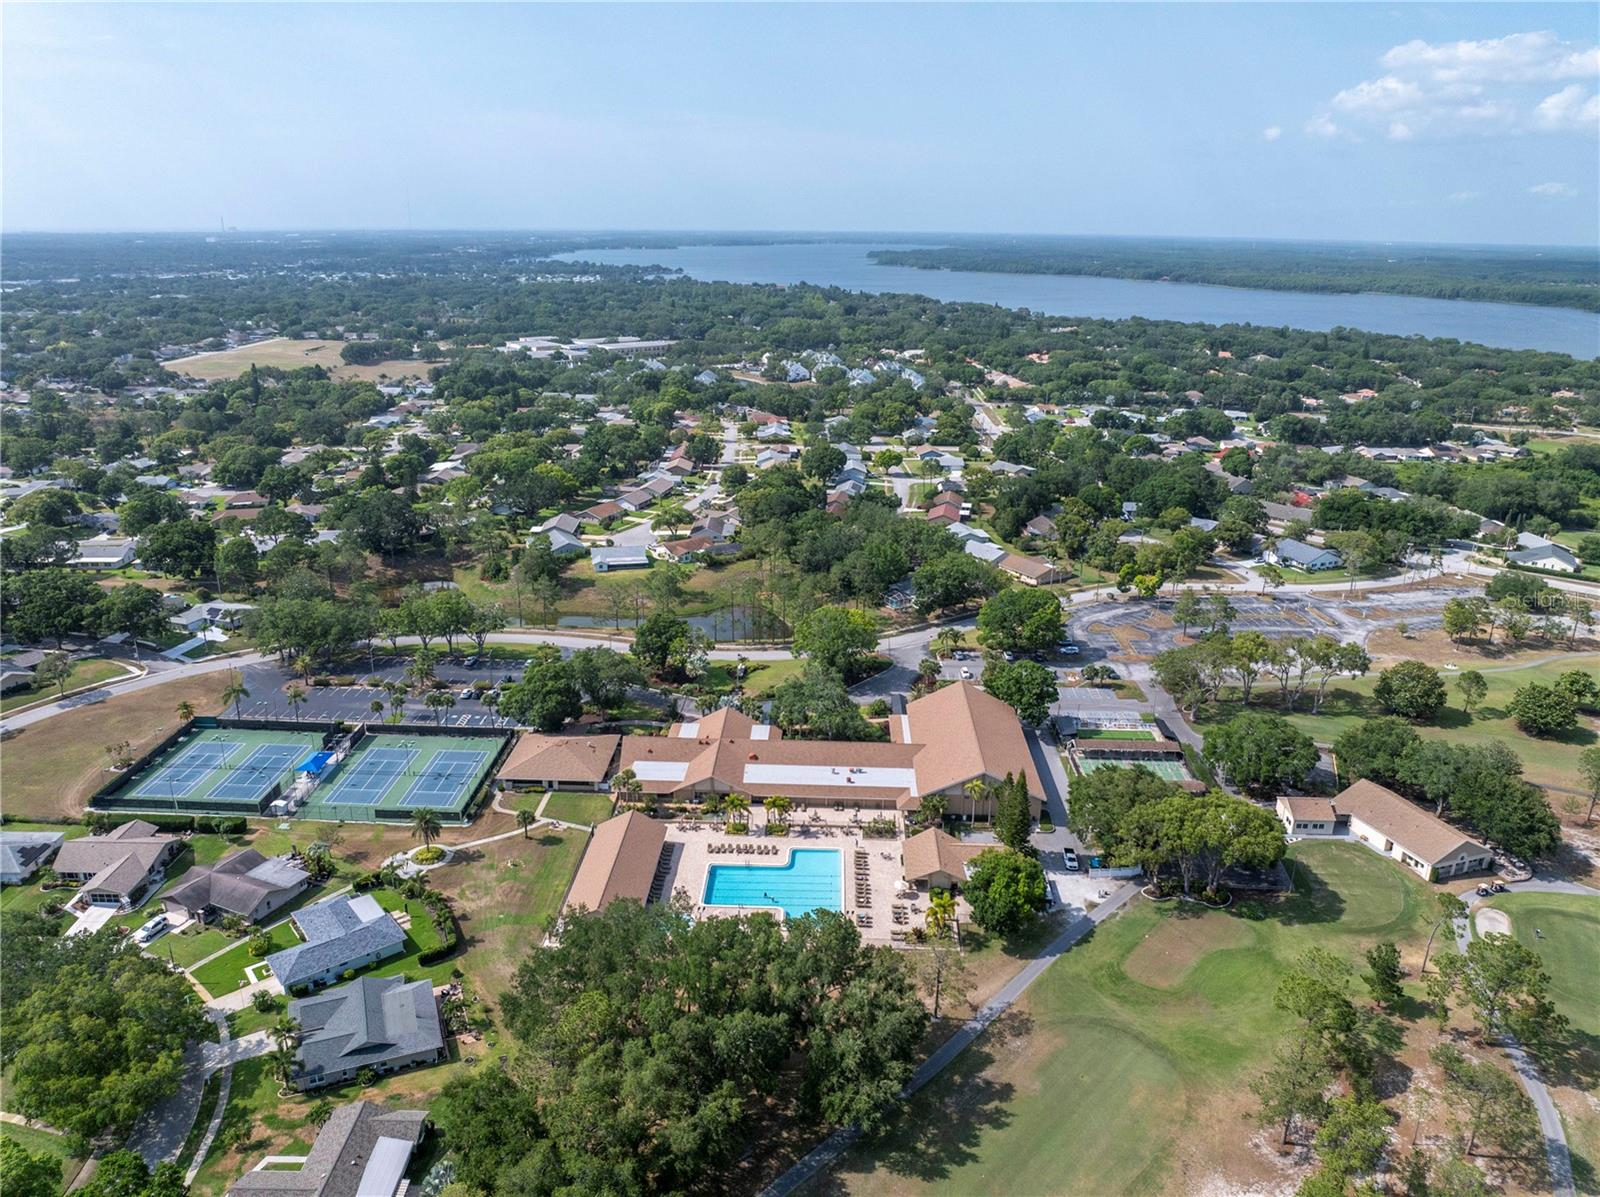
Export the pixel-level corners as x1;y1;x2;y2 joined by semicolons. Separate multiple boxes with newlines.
129;1022;276;1167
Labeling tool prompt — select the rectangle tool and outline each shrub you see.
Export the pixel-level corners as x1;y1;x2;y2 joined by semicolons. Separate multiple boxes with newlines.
1507;683;1578;737
412;845;445;864
250;989;278;1014
356;1066;377;1087
1373;660;1447;721
247;931;272;958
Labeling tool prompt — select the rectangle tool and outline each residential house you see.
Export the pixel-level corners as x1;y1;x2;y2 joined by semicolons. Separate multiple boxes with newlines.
998;553;1060;586
71;534;138;570
1264;539;1343;572
227;1101;427;1197
170;601;256;633
754;448;794;470
162;849;310;924
1023;515;1057;539
1507;534;1579;573
591;545;651;572
580;501;624;526
289;976;445;1091
53;820;182;908
265;893;407;992
536;530;587;557
0;831;65;885
925;502;961;526
989;460;1035;477
497;733;621;792
533;513;583;537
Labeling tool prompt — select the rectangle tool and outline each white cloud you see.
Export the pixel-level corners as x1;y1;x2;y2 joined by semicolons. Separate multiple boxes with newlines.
1311;30;1598;140
1304;113;1340;139
1528;181;1578;198
1533;83;1600;130
1448;190;1480;203
1382;31;1599;84
1262;125;1282;142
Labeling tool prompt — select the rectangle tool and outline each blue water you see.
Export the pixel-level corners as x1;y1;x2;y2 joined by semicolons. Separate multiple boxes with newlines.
554;242;1600;359
703;847;843;919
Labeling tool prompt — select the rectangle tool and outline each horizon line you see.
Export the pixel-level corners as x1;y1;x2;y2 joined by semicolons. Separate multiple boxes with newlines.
2;227;1596;254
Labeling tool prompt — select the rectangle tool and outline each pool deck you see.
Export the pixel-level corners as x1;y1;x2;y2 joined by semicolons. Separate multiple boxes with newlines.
659;822;918;945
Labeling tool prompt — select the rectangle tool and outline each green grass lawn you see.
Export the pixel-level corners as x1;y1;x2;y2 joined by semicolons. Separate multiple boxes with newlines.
191;921;302;997
1196;653;1600;793
0;659;131;713
0;1121;83;1190
1072;727;1156;741
540;791;615;826
1484;892;1600;1036
827;841;1435;1196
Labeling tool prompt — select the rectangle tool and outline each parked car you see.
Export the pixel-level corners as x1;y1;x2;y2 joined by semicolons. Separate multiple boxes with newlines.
1058;642;1081;656
458;687;474;701
463;655;479;667
1063;852;1080;872
1002;651;1017;663
959;667;973;680
133;913;169;946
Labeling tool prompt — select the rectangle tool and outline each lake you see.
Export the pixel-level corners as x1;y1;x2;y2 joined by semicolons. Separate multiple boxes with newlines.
555;242;1600;359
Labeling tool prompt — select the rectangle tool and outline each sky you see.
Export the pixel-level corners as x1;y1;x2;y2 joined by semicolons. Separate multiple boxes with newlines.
4;3;1597;247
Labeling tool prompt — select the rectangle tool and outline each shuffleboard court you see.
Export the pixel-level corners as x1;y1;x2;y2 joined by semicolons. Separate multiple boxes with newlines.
1078;756;1191;781
397;750;492;808
133;739;241;798
318;747;417;806
209;743;305;802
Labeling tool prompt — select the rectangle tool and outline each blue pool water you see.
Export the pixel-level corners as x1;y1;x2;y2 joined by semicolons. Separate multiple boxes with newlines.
703;848;843;919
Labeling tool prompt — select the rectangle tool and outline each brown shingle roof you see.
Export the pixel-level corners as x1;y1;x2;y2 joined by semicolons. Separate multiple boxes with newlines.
1279;796;1336;821
497;734;620;785
563;811;667;914
1331;780;1487;865
902;827;985;884
907;682;1044;799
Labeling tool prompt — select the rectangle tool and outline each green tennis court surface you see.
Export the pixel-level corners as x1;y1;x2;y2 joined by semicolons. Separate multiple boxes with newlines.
300;733;503;823
1073;728;1156;741
1077;757;1192;781
129;727;325;809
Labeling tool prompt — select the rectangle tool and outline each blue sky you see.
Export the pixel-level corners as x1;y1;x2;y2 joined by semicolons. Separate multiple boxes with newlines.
4;3;1596;246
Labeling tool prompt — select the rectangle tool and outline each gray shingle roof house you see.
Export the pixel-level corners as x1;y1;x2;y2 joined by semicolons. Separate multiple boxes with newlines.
227;1101;426;1197
162;850;311;924
1507;543;1579;573
289;976;445;1091
591;545;651;572
1264;538;1343;572
0;831;65;885
53;820;182;908
266;893;406;992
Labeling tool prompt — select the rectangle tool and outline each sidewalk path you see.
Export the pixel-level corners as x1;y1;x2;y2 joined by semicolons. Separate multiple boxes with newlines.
1455;891;1577;1197
761;881;1143;1197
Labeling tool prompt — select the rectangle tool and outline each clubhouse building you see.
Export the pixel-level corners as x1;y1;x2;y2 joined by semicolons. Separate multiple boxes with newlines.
616;682;1043;820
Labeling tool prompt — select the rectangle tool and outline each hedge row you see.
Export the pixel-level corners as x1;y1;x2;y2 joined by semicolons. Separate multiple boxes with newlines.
83;812;248;835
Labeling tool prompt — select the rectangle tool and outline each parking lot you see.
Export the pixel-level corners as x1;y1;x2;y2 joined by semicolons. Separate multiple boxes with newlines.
235;660;521;729
1063;585;1477;663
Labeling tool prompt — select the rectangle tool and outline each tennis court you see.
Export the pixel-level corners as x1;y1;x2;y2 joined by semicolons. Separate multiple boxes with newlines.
301;733;504;823
1077;756;1192;781
122;727;326;811
397;750;493;808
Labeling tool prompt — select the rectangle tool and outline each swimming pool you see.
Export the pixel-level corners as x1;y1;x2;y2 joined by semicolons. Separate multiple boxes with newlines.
703;848;842;919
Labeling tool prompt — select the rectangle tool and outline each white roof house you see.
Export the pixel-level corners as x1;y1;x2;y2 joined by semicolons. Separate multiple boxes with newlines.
71;534;138;570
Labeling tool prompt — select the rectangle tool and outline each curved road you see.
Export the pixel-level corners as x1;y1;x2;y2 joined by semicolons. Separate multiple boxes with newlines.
1451;877;1599;1197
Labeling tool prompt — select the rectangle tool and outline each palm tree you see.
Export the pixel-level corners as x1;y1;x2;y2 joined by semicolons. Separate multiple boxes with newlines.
609;768;640;809
285;685;307;722
410;808;443;849
269;1042;299;1087
963;778;990;825
702;792;726;824
725;792;751;827
175;700;196;723
934;627;963;658
917;657;941;688
369;699;384;722
766;794;792;828
388;690;405;722
926;890;957;939
517;808;537;838
426;690;455;725
223;673;250;720
270;1015;299;1051
920;792;949;829
291;654;317;684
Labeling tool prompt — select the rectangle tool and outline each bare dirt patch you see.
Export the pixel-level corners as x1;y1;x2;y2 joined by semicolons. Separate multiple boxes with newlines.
1365;626;1598;669
163;338;429;384
1123;913;1251;988
0;673;232;820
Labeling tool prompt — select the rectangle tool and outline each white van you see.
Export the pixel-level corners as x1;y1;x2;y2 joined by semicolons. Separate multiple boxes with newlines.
133;913;170;946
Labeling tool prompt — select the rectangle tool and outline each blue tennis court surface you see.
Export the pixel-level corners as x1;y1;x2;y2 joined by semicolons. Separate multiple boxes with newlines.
397;750;492;808
319;748;416;805
210;744;304;802
134;739;240;798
